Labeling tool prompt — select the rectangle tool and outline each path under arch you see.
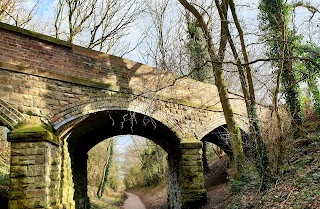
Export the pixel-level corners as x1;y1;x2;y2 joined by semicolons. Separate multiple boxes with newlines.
123;191;146;209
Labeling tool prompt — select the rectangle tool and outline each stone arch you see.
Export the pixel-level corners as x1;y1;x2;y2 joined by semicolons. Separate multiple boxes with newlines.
197;112;249;141
198;112;249;156
47;96;187;140
60;109;197;209
201;125;232;156
66;110;180;153
199;114;250;176
0;99;27;130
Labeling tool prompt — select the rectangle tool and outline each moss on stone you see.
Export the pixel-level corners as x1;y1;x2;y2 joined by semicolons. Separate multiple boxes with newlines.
9;117;58;145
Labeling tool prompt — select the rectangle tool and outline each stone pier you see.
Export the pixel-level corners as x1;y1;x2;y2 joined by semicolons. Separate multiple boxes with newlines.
168;141;207;209
8;117;62;209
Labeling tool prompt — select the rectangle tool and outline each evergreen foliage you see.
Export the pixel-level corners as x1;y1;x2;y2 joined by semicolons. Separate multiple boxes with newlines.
97;139;115;199
259;0;304;125
294;43;320;117
185;13;212;84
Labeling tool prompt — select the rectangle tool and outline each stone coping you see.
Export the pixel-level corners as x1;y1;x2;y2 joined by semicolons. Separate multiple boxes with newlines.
8;116;59;145
0;22;72;47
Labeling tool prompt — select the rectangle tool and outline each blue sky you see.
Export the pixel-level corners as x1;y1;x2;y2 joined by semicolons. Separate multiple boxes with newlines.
33;0;55;18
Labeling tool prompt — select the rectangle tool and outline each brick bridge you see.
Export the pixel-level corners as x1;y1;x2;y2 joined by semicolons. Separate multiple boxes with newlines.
0;22;250;209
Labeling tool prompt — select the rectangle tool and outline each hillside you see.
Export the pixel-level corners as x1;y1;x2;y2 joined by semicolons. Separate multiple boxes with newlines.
126;121;320;209
229;125;319;209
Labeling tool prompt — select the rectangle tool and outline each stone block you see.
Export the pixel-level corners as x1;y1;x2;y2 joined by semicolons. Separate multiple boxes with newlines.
9;190;25;199
180;189;207;209
10;165;27;177
27;165;45;176
18;197;47;208
181;159;202;166
11;142;35;149
25;189;46;198
49;186;60;196
181;165;203;173
180;182;203;190
181;154;201;161
33;97;47;108
11;156;34;166
35;154;45;164
181;150;201;156
180;142;202;148
50;171;60;181
50;153;62;165
20;176;46;185
11;147;45;156
10;176;48;191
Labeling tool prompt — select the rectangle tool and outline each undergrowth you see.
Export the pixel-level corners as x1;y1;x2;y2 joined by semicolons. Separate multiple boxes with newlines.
88;186;125;209
0;169;9;208
226;120;320;209
227;162;261;209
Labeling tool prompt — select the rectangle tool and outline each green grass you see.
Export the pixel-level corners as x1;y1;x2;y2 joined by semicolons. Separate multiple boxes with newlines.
88;186;125;209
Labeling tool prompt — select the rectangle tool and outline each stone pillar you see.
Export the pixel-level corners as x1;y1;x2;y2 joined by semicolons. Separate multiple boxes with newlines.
168;141;207;209
179;142;207;209
7;117;63;209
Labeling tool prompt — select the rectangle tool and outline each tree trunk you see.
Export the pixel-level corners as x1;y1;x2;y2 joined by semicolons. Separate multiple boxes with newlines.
97;139;114;199
178;0;245;175
229;0;271;189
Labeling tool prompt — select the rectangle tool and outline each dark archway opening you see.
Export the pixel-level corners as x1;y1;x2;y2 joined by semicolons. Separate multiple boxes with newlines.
201;125;248;188
66;110;180;209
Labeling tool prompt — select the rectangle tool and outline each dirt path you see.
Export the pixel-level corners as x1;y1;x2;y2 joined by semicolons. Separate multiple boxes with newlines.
123;191;146;209
128;155;230;209
201;155;229;209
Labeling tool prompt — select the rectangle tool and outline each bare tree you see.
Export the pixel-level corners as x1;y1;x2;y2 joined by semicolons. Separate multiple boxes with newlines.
226;0;271;190
178;0;245;176
54;0;144;53
144;0;170;70
0;0;38;27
